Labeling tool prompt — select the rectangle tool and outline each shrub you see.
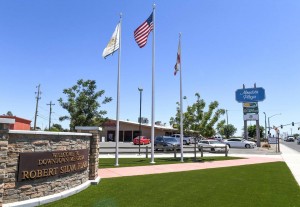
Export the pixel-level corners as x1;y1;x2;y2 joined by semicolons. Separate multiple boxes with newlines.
262;143;270;148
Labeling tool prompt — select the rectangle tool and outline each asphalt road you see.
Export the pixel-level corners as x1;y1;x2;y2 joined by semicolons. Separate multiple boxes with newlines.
281;140;300;152
99;141;277;155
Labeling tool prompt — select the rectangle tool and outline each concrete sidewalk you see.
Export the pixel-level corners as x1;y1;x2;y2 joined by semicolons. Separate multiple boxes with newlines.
279;144;300;185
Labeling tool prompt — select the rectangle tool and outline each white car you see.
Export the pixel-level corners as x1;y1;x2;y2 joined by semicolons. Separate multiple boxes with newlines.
223;138;256;148
198;140;229;152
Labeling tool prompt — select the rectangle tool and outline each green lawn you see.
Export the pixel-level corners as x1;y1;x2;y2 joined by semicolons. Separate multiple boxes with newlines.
43;162;300;207
99;156;241;168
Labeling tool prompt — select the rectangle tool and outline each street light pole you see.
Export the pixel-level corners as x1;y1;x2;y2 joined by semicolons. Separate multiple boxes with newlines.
138;87;143;155
268;113;281;136
263;112;267;139
226;110;228;125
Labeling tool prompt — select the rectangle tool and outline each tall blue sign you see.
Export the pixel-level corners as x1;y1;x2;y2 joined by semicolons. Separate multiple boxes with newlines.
235;87;265;103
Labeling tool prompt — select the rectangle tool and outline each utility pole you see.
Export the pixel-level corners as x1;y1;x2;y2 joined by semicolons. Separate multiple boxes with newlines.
33;84;41;130
47;101;55;130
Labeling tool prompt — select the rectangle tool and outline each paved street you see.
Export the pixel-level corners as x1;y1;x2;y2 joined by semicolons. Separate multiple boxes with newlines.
99;141;278;157
281;140;300;152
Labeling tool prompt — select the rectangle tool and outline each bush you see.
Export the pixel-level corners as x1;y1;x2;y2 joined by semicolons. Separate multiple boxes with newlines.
262;143;270;148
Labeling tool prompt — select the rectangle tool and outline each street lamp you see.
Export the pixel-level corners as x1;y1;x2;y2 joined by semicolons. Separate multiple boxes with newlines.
138;87;143;155
263;112;267;139
268;113;281;136
225;110;229;125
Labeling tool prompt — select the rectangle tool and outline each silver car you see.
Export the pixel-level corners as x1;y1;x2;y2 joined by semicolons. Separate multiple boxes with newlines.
223;138;256;148
154;136;181;151
198;140;228;152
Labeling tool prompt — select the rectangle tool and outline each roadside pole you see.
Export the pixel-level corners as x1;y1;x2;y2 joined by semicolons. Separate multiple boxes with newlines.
277;132;280;152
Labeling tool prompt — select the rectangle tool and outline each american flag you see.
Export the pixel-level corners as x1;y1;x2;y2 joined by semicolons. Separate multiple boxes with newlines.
134;13;153;48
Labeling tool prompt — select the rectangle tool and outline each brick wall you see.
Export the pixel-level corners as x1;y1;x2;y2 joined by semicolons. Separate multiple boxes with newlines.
0;130;99;206
0;130;8;207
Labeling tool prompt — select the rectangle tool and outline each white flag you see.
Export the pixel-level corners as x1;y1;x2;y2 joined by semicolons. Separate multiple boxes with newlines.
174;36;181;75
102;23;120;58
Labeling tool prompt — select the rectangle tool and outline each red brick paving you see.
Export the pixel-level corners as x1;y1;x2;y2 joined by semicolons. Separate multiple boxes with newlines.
98;157;283;178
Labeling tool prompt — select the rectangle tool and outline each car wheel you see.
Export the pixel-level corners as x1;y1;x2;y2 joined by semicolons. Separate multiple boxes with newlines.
183;140;187;145
210;148;215;152
245;144;250;148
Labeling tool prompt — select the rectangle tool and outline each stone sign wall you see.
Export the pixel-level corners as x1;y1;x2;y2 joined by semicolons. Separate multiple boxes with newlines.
0;130;99;206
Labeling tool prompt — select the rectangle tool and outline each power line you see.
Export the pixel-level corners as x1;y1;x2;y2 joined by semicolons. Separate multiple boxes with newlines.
37;114;48;120
38;105;49;112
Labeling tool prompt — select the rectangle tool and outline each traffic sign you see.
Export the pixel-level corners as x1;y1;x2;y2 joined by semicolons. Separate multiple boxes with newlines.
268;137;278;144
235;87;265;103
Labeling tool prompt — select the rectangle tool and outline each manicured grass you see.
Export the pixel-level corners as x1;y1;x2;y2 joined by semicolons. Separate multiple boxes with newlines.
99;156;241;168
43;162;300;207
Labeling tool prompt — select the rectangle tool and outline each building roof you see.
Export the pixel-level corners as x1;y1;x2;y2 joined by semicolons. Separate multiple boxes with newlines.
0;118;15;124
0;116;31;124
104;119;177;131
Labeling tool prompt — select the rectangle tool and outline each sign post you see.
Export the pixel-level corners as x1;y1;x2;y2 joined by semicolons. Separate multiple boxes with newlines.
236;85;266;147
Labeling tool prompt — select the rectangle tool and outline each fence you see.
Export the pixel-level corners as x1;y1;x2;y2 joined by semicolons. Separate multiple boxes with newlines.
99;145;228;159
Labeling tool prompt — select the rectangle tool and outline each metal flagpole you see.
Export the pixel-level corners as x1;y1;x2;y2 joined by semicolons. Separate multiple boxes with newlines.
150;4;156;164
115;13;122;166
179;33;184;162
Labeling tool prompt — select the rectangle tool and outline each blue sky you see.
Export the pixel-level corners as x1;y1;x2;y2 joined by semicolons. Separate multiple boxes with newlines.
1;0;300;136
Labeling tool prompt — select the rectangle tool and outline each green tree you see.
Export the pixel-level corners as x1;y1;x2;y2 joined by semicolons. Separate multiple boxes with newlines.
58;79;112;131
6;111;13;116
170;93;225;137
247;125;264;138
49;124;68;132
218;124;237;139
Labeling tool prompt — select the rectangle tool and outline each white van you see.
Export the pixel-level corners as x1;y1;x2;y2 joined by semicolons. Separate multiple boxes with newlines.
171;134;191;145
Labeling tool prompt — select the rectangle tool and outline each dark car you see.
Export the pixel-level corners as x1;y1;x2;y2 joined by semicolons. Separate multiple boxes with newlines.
154;136;180;151
286;136;295;142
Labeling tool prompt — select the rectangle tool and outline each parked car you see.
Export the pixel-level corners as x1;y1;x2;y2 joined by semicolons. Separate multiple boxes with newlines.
154;136;181;151
286;136;295;142
223;138;256;148
297;137;300;145
213;136;224;141
171;134;191;145
198;140;229;152
133;136;150;145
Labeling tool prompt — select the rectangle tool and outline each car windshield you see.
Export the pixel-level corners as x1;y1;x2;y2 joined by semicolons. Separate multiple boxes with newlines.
164;137;178;143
